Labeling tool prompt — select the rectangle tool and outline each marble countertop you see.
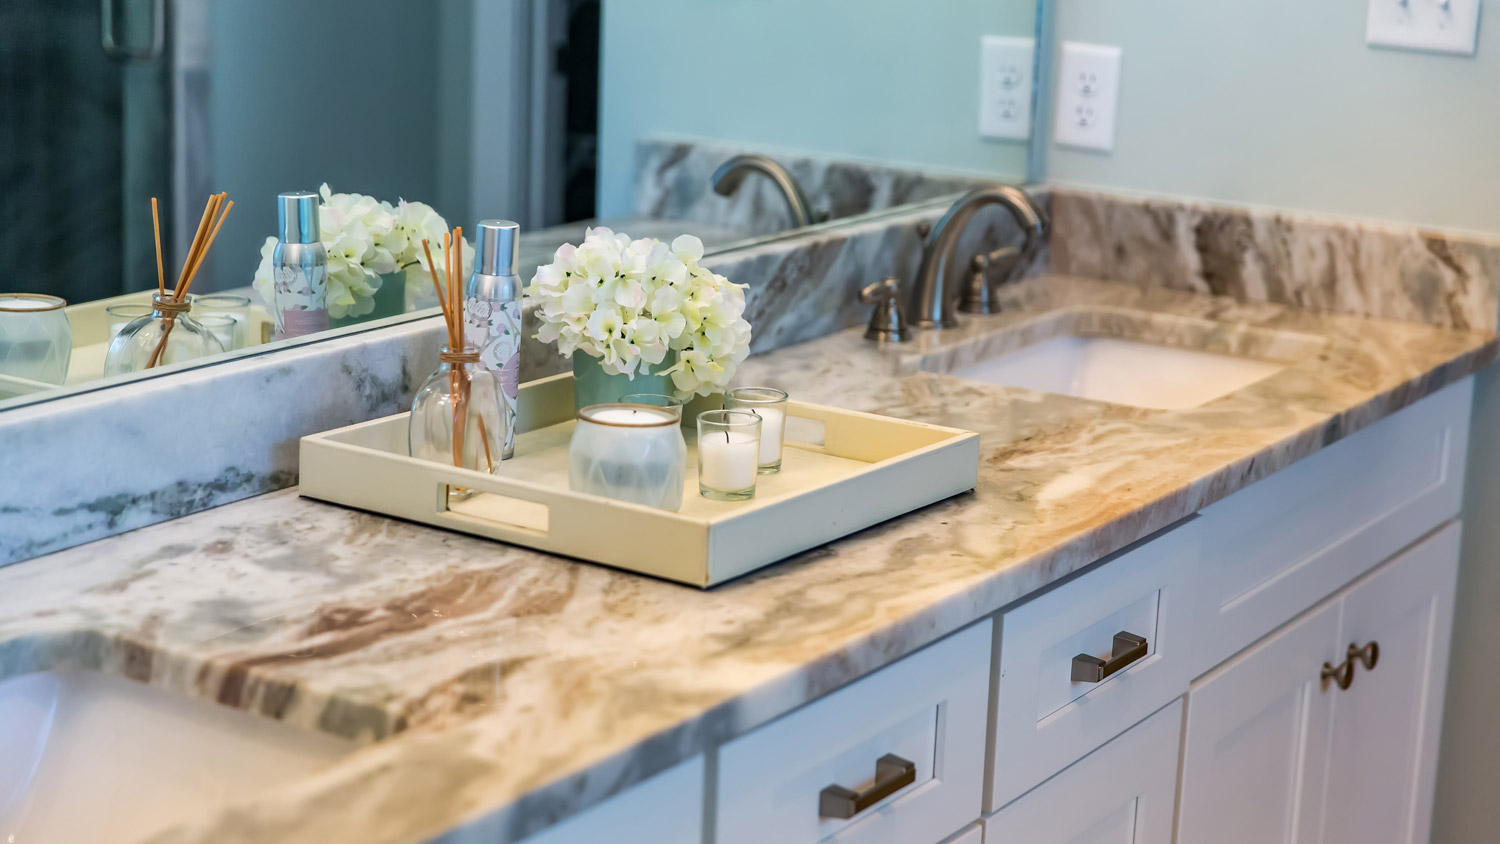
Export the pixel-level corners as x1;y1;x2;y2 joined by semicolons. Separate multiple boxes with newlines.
1;276;1493;844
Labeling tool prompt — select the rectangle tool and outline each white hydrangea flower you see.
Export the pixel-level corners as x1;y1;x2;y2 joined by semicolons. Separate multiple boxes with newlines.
525;229;750;397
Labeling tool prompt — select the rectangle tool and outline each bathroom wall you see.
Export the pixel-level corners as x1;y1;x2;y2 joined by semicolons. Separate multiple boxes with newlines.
1040;5;1500;842
596;0;1036;217
1045;0;1500;235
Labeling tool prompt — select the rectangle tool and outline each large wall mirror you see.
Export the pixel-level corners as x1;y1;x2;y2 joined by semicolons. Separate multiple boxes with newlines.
0;0;1039;412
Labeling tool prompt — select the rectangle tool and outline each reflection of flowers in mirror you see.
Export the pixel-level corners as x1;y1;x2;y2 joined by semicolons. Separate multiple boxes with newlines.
253;184;473;319
526;227;752;397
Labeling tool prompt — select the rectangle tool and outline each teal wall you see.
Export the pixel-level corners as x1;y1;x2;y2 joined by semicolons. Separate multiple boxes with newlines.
597;0;1036;216
1046;0;1500;234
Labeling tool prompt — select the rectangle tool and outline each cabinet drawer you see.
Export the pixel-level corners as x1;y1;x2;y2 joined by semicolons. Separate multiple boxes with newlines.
988;520;1197;811
716;620;991;844
1191;379;1470;678
983;699;1182;844
519;756;703;844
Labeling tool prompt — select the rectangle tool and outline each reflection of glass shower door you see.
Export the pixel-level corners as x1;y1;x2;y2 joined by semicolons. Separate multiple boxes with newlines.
0;0;171;304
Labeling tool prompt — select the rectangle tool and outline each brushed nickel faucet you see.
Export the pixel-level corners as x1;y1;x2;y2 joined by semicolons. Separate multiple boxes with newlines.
711;154;817;229
909;186;1048;329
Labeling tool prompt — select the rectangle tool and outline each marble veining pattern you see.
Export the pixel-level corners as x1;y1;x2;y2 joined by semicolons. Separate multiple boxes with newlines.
0;276;1492;844
1049;187;1500;331
636;137;1002;237
0;318;448;566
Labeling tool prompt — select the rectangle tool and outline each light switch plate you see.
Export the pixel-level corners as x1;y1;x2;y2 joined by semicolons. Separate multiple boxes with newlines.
1053;42;1122;152
1366;0;1482;55
979;35;1034;140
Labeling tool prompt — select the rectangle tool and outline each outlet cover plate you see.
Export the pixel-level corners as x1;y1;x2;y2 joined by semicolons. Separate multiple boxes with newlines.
980;35;1035;140
1367;0;1482;55
1053;42;1122;152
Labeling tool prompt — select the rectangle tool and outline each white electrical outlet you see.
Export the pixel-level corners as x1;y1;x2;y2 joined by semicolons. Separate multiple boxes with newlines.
1367;0;1482;55
1053;42;1122;152
979;35;1035;140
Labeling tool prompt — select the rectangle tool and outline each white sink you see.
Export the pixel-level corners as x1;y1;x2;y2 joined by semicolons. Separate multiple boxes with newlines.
0;670;354;844
916;308;1323;410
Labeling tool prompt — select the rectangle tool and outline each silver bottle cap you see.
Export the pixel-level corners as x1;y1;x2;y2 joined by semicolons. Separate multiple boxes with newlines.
475;219;520;277
277;192;320;244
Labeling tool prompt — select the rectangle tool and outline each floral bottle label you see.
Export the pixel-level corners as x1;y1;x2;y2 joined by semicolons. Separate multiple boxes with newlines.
465;295;521;458
273;264;329;339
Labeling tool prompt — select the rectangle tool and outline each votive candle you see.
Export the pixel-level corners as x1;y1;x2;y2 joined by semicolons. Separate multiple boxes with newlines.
697;410;761;500
727;387;789;473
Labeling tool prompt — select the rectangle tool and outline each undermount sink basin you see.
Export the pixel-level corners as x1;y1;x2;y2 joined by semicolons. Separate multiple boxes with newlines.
1;670;354;844
915;307;1325;410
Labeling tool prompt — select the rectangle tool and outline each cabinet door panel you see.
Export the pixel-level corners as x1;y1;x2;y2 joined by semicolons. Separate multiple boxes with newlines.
1323;523;1460;844
1191;381;1469;677
984;700;1181;844
1179;599;1341;844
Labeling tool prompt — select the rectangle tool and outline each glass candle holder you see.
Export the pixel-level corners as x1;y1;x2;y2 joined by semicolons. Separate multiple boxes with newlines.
569;403;687;511
104;296;225;376
697;410;762;501
105;304;154;342
409;346;506;481
727;387;789;473
0;294;72;385
620;393;686;420
192;294;251;350
196;315;240;354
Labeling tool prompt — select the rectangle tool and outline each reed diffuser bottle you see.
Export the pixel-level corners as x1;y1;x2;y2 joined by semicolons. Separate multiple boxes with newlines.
104;296;224;376
409;227;505;481
105;193;233;375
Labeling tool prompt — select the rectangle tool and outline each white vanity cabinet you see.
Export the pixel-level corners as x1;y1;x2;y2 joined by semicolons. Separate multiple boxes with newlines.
1179;522;1460;844
518;380;1473;844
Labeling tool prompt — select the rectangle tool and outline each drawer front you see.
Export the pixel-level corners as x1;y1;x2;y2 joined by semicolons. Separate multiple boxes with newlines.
942;823;984;844
983;700;1182;844
521;756;703;844
716;620;991;844
988;520;1197;811
1191;379;1471;678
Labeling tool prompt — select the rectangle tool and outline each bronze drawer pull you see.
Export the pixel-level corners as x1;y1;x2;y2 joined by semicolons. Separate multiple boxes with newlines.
1071;631;1149;683
1322;641;1380;692
819;754;917;819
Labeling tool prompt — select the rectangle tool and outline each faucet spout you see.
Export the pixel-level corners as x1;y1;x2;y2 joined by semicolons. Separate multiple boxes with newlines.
910;185;1048;329
710;154;816;230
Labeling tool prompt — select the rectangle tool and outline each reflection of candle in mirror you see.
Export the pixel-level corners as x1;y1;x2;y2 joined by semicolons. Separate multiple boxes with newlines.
747;406;784;466
699;431;759;493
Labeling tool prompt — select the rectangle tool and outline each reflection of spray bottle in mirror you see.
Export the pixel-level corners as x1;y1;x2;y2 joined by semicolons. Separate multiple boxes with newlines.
271;192;329;340
465;219;522;459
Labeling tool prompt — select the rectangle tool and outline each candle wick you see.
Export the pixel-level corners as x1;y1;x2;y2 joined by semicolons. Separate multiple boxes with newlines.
724;430;729;444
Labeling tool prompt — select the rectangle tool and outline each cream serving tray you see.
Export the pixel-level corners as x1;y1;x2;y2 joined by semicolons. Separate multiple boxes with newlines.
299;373;980;587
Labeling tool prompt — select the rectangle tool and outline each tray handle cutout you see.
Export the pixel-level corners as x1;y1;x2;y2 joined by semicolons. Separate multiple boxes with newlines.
785;414;827;448
441;484;552;537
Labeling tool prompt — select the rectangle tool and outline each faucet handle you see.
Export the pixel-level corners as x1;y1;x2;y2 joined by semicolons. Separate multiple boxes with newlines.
958;247;1023;316
861;278;913;344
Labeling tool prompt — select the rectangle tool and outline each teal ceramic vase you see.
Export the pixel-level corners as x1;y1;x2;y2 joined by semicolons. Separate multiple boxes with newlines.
572;352;677;411
331;271;407;329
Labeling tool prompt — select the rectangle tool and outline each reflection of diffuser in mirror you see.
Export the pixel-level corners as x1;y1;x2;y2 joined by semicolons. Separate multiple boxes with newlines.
104;194;234;376
409;227;504;488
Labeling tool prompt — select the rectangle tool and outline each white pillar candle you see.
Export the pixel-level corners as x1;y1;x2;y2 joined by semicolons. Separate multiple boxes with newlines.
569;405;686;511
699;430;759;492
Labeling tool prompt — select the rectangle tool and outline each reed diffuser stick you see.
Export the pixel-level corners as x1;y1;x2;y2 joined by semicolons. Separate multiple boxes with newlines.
150;197;165;297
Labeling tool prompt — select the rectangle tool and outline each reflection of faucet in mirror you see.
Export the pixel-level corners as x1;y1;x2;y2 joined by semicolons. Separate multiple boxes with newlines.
710;154;818;230
909;186;1048;329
